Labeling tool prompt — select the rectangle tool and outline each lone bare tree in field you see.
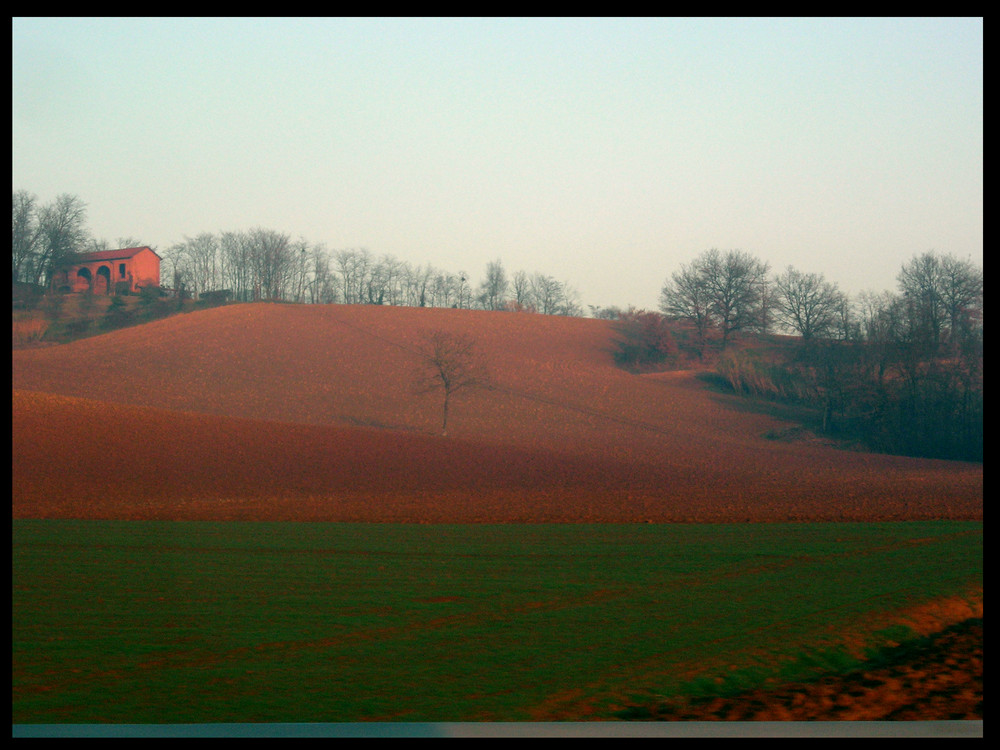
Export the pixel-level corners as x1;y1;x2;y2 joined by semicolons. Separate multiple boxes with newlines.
414;330;490;436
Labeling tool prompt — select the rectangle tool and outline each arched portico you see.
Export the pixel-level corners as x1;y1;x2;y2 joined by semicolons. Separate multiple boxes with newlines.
95;265;112;294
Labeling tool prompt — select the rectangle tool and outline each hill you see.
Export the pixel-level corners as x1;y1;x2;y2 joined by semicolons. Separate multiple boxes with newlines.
12;303;982;522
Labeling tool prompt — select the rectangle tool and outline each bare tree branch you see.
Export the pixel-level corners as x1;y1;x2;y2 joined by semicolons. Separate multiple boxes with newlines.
413;330;490;435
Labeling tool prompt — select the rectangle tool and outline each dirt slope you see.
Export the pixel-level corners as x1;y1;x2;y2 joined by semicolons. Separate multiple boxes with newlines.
623;617;982;722
12;303;982;522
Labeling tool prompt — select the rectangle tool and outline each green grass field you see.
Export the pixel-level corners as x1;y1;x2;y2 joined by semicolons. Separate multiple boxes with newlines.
12;520;982;724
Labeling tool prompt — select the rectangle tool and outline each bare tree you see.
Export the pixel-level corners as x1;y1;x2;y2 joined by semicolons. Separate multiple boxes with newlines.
32;194;89;288
897;251;947;351
335;248;372;304
510;269;533;309
189;233;221;295
287;237;312;303
898;251;982;355
455;272;473;309
477;259;508;311
659;258;713;355
216;231;246;300
431;270;467;309
588;304;627;320
400;263;430;307
701;249;771;348
309;244;338;304
414;330;490;435
938;253;983;350
372;254;405;305
660;249;771;352
430;271;454;308
527;273;581;316
530;273;562;315
12;190;40;284
773;266;844;341
246;227;292;300
165;233;221;297
557;280;583;317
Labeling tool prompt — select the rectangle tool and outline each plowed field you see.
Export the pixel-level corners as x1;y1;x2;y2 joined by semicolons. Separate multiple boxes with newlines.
12;303;982;523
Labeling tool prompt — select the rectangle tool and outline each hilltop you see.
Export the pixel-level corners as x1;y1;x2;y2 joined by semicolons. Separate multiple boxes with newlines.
12;303;982;522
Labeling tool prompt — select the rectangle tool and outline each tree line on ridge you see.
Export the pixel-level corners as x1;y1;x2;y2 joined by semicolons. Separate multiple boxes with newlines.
13;189;983;461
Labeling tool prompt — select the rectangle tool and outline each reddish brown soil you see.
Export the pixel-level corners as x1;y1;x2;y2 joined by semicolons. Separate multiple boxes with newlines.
11;303;982;523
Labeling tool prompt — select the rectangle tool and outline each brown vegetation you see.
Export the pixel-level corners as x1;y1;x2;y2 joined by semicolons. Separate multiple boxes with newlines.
626;617;982;722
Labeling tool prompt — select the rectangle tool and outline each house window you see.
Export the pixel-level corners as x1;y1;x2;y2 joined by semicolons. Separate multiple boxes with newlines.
119;263;127;278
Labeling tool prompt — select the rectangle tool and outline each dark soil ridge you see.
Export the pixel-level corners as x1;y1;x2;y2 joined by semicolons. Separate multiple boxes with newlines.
621;617;983;722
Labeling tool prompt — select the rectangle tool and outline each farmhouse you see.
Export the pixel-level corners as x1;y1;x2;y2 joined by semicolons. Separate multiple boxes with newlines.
51;246;161;295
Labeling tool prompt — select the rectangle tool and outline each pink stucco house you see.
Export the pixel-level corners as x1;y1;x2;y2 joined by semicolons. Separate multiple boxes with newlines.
51;246;161;295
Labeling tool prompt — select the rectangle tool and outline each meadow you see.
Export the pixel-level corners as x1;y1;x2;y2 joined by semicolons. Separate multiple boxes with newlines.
12;519;982;723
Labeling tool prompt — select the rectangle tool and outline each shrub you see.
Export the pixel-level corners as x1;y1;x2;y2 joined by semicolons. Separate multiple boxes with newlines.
12;318;49;346
196;289;232;308
138;285;167;305
611;309;678;371
65;319;92;336
102;295;136;330
42;293;67;321
12;282;45;311
716;349;807;401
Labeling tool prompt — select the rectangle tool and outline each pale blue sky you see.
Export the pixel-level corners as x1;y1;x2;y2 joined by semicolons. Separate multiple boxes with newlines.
12;17;983;310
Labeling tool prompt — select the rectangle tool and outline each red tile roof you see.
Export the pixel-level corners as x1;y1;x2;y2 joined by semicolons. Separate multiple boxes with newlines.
71;246;161;263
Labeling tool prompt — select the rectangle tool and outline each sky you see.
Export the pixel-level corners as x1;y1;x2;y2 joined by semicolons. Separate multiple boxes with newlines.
12;17;983;312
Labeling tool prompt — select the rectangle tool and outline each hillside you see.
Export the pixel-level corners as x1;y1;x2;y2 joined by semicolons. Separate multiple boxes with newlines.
12;303;983;522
